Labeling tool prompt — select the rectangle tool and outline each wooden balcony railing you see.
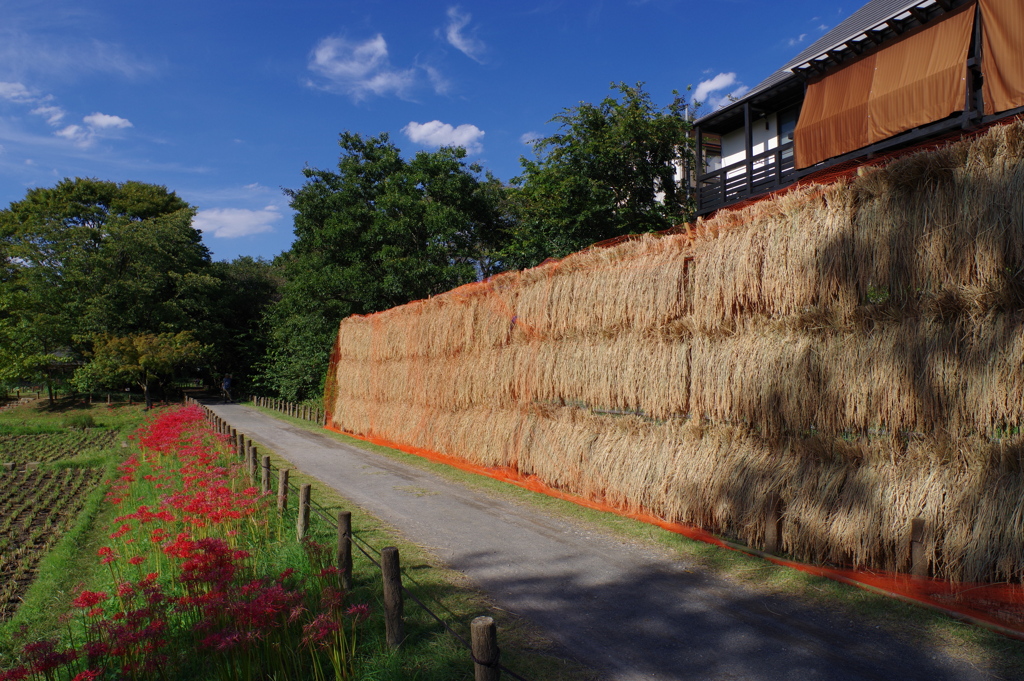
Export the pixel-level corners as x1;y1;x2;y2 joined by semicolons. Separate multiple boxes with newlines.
697;142;796;215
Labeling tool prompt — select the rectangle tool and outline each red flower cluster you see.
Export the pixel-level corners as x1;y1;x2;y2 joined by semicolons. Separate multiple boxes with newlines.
2;405;370;681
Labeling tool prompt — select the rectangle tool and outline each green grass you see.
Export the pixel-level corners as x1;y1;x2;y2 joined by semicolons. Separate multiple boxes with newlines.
249;402;1024;679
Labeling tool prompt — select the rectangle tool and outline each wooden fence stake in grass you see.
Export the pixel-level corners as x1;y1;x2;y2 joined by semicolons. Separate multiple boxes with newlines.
337;511;353;590
471;616;500;681
382;546;404;648
297;483;311;541
249;445;258;480
278;468;289;512
764;494;783;555
910;517;928;577
261;455;271;493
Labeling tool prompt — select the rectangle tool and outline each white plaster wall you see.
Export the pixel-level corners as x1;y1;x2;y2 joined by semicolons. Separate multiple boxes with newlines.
721;113;780;177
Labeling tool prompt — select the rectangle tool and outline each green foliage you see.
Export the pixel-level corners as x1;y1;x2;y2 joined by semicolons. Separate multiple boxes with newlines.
72;331;207;406
262;132;505;401
503;82;695;269
0;178;216;395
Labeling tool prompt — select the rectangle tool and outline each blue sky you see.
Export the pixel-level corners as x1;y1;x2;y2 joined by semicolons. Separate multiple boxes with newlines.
0;0;850;262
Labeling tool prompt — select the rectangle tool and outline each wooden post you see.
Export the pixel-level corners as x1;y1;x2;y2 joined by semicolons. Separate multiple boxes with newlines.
382;546;404;648
249;445;258;480
261;455;271;493
106;394;111;405
337;511;353;590
297;483;311;541
471;616;500;681
910;517;928;577
278;468;289;512
764;494;783;555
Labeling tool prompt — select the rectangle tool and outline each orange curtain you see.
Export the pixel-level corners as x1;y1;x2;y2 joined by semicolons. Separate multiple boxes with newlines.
980;0;1024;115
795;5;974;169
794;56;875;169
867;6;973;142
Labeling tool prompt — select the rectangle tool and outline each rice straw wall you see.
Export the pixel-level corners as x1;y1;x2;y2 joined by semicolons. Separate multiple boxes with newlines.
325;121;1024;584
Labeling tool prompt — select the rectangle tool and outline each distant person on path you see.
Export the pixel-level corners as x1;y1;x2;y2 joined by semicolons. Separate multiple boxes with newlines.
221;374;233;403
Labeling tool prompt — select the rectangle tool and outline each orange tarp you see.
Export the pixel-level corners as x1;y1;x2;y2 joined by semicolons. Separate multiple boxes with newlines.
796;5;974;168
867;6;974;141
981;0;1024;115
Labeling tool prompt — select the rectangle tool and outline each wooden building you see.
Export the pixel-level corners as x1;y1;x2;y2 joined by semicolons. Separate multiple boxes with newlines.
693;0;1024;216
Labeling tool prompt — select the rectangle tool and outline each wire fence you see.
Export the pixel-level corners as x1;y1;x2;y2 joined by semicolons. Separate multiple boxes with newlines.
194;396;531;681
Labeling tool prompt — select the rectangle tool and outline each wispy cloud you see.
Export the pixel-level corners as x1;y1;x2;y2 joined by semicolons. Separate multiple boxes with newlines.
403;120;484;154
0;33;155;83
787;33;807;47
443;7;485;62
520;131;542;146
83;112;132;130
0;81;36;103
693;72;749;110
55;112;133;148
306;34;417;100
192;206;281;238
30;105;65;126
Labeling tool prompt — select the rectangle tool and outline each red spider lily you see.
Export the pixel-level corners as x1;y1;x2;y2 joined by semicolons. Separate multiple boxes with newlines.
71;591;108;609
71;670;102;681
345;603;371;623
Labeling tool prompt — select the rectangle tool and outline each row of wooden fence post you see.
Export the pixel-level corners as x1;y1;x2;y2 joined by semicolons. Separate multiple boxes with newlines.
252;395;326;427
191;397;505;677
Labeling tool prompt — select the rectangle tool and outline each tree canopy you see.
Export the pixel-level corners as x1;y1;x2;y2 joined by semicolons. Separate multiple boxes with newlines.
503;82;695;269
260;132;505;401
0;178;215;397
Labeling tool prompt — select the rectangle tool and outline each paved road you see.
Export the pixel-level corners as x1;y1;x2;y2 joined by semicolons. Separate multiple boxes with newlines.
207;403;1008;681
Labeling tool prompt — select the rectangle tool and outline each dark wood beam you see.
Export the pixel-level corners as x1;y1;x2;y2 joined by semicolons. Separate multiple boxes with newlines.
908;7;928;24
885;18;904;34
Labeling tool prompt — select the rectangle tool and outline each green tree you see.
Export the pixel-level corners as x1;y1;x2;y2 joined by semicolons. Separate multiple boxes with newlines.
261;132;505;401
0;178;215;399
73;332;207;408
503;82;695;269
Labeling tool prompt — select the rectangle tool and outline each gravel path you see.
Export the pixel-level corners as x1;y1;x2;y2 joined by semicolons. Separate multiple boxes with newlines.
207;402;1007;681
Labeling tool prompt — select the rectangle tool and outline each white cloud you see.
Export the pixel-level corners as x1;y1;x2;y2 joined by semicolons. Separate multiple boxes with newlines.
0;81;35;103
694;72;749;110
54;111;133;148
403;120;484;154
30;105;64;125
192;207;281;238
83;112;132;129
307;34;417;100
55;124;87;145
444;7;485;62
788;33;807;47
694;72;737;103
520;131;542;145
419;62;452;95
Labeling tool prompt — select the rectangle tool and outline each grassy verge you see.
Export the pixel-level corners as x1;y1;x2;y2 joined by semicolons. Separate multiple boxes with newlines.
248;402;1024;678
